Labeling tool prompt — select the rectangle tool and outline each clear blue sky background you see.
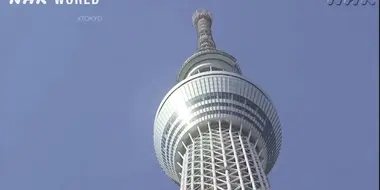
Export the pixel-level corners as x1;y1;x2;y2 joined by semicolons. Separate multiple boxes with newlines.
0;1;378;190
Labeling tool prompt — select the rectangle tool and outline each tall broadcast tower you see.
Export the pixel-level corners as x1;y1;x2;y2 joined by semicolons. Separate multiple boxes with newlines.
153;9;282;190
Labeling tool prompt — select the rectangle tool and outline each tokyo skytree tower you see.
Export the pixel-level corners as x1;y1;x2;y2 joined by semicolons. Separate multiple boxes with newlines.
153;9;282;190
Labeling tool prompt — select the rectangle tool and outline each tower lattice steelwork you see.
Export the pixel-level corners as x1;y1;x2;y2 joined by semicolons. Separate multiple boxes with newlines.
153;9;282;190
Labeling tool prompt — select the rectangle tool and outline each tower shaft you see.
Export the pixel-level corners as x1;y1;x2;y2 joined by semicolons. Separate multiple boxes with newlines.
180;121;269;190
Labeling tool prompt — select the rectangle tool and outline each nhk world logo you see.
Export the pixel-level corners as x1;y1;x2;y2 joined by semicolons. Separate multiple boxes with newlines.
9;0;99;4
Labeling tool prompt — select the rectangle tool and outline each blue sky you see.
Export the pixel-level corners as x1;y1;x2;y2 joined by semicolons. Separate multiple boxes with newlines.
0;1;378;190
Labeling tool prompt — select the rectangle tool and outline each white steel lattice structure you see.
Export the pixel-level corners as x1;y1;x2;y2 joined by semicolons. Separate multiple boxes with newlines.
153;9;282;190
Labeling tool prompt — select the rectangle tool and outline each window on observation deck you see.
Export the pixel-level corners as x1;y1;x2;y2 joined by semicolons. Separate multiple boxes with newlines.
189;66;224;76
211;67;223;71
198;66;211;73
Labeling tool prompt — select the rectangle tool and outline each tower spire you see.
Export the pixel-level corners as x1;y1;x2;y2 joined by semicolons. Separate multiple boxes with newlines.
192;9;216;50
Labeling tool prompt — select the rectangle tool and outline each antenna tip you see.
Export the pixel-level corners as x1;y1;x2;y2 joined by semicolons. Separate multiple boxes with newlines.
192;9;212;27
